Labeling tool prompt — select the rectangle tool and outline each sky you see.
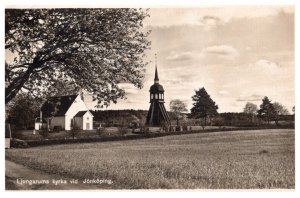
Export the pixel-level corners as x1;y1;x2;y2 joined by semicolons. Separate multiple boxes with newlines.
87;6;294;113
4;5;295;113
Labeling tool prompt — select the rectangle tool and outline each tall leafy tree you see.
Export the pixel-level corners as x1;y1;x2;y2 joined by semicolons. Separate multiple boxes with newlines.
5;8;151;107
273;102;289;115
257;96;276;124
169;99;187;126
273;102;290;126
243;102;258;114
6;93;40;129
243;102;258;124
190;87;218;128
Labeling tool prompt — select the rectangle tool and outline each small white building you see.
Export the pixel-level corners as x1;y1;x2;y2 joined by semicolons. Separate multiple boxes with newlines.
40;94;93;130
34;119;47;130
73;111;94;130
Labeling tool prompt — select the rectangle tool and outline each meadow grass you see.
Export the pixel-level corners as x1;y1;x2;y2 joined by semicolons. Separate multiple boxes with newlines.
6;129;294;189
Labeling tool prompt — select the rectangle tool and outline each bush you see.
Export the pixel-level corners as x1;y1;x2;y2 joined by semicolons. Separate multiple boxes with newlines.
169;126;174;132
53;126;63;132
214;117;225;128
39;130;50;139
96;127;106;137
118;126;127;136
144;127;150;136
11;139;28;148
69;129;80;139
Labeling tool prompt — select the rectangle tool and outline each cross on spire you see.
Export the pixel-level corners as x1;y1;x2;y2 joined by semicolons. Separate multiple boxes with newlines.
154;54;159;83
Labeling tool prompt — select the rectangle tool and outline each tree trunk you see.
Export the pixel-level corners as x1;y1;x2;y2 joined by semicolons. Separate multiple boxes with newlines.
6;61;43;104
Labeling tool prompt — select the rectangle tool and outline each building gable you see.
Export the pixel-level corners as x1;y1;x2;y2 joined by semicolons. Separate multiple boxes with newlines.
65;95;89;117
41;95;77;118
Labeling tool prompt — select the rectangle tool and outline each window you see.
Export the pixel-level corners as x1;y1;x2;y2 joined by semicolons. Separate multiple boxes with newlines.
151;94;153;99
155;94;158;99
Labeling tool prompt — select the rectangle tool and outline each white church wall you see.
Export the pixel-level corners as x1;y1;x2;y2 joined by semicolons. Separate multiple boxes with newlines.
48;116;65;130
74;117;83;130
82;112;93;130
65;95;89;130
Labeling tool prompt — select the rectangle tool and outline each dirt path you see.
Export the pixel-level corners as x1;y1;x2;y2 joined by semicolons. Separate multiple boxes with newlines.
5;160;103;190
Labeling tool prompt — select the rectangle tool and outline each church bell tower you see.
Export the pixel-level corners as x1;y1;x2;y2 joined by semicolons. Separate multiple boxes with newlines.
146;55;170;126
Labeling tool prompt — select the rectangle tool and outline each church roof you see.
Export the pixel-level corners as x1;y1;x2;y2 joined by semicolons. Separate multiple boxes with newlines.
150;57;164;92
150;83;164;92
41;95;78;117
154;65;159;82
74;111;88;117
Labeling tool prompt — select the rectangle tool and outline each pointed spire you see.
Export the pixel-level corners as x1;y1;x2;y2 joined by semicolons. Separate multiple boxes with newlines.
154;54;159;83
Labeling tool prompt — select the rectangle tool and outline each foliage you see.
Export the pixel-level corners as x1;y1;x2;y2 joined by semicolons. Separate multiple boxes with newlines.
96;127;106;137
44;79;81;97
92;109;177;127
53;126;63;132
118;125;127;136
68;119;81;139
5;8;151;105
10;139;28;148
243;102;259;124
190;87;218;128
243;102;258;114
169;99;188;126
273;102;290;115
39;130;50;140
218;112;258;126
214;116;226;128
6;93;40;129
92;109;148;126
273;102;290;126
257;97;276;124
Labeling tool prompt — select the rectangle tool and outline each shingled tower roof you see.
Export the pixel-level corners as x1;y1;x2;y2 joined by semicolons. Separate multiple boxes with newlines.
154;65;159;82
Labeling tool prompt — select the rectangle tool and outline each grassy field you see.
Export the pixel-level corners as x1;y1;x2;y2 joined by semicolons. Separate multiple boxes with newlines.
6;129;294;189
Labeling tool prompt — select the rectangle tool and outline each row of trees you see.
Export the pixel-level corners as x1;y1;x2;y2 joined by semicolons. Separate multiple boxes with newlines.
169;87;218;128
169;88;294;128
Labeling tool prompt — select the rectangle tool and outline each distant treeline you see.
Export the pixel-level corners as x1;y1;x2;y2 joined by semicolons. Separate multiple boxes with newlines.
216;112;294;127
91;110;294;128
91;109;177;127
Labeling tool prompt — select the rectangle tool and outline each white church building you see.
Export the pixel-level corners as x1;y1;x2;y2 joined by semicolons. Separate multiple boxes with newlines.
36;94;93;131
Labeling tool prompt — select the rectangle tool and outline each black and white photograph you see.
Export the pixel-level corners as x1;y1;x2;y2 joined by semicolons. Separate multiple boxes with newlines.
3;0;296;191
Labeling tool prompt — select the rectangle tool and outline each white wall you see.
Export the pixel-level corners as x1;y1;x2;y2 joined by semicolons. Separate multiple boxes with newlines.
65;115;72;130
82;112;93;130
46;116;65;130
35;122;42;130
43;95;93;131
74;117;83;129
65;95;89;130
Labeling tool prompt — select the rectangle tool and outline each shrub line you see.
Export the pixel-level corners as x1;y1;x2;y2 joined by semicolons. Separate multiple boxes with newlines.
12;125;294;148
